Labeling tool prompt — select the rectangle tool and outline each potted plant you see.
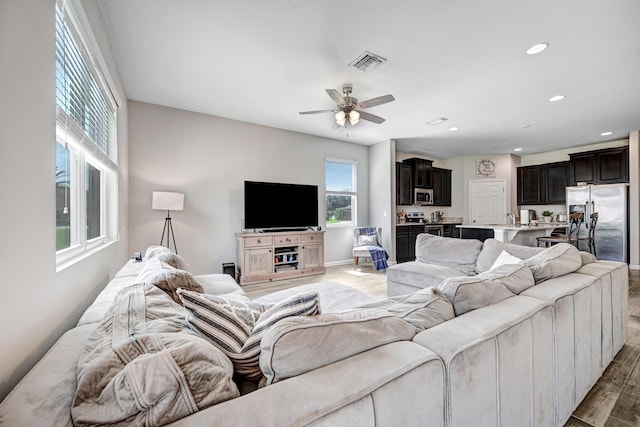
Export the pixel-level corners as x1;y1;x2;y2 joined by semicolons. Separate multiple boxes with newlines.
541;210;554;222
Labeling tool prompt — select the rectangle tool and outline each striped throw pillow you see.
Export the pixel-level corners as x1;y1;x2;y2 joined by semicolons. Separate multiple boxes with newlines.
177;289;320;378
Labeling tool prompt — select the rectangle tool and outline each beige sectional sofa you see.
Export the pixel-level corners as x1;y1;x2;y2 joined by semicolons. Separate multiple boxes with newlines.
388;234;628;426
0;237;628;427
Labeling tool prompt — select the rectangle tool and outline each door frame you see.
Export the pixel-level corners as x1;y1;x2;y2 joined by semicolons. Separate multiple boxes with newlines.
468;179;507;225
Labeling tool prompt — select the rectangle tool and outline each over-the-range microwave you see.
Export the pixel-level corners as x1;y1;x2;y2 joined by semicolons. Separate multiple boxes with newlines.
414;188;433;205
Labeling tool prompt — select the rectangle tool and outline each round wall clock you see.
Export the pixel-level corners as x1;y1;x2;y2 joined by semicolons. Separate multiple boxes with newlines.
476;159;496;177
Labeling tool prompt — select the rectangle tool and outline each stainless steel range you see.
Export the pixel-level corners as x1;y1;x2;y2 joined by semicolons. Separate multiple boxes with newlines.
405;212;425;223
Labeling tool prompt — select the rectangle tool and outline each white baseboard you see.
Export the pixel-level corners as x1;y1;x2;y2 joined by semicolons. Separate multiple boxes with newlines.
629;264;640;270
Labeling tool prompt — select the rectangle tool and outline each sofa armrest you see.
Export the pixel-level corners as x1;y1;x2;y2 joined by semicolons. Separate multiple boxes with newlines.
0;324;97;426
167;341;445;427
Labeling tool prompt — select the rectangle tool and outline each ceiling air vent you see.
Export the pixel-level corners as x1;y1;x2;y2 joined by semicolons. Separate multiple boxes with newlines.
349;51;387;72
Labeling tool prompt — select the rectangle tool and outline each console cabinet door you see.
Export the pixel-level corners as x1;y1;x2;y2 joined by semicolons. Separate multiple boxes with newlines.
244;248;273;278
301;243;323;269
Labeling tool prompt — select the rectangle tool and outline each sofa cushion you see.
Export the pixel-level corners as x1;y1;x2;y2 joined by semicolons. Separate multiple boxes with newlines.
387;261;471;292
523;243;583;283
177;289;320;379
259;309;416;385
415;233;483;275
476;238;545;273
490;250;522;270
354;287;454;332
193;273;246;298
72;284;239;426
136;258;204;304
438;263;535;316
144;244;172;260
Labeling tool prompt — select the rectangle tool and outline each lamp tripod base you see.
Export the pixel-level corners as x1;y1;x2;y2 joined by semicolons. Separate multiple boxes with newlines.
159;211;178;254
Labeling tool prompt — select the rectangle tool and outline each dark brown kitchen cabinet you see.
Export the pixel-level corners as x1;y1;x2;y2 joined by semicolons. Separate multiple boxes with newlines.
396;162;413;205
403;158;433;188
569;146;628;185
517;161;569;205
432;167;452;207
396;225;424;263
543;162;570;204
517;165;544;205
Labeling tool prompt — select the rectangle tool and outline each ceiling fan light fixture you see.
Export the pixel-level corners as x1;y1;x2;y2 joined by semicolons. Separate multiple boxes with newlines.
349;110;360;125
335;111;346;126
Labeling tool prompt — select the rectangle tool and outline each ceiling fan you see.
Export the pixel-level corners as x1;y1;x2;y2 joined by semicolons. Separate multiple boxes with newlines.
299;84;395;126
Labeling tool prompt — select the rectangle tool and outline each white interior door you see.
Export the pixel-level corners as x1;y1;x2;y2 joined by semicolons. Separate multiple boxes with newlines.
469;180;506;225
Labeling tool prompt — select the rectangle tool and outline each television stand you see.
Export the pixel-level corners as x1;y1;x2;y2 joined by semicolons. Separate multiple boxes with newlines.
236;230;325;285
265;227;308;233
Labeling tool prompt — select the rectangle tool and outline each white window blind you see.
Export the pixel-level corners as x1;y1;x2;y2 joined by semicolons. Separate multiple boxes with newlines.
326;160;356;194
55;0;117;169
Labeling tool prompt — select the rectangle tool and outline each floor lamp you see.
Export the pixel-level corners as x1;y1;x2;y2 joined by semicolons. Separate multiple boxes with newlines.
152;191;184;254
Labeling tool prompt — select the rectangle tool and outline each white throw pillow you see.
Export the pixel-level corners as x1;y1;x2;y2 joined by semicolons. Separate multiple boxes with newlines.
490;250;522;270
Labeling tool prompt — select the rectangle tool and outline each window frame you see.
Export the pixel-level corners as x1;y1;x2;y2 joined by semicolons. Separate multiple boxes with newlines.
55;0;118;267
325;158;358;228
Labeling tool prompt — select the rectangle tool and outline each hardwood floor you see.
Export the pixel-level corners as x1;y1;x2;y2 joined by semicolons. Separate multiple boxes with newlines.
243;264;640;427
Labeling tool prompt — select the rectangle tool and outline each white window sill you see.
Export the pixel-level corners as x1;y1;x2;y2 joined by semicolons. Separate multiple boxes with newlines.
56;240;117;273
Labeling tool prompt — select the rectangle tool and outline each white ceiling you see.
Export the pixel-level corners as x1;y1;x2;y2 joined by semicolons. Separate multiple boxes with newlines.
97;0;640;159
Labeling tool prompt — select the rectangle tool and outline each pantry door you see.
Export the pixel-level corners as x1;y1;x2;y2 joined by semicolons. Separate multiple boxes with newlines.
469;180;506;225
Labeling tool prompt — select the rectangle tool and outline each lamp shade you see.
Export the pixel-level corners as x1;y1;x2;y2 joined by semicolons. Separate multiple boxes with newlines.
152;191;184;211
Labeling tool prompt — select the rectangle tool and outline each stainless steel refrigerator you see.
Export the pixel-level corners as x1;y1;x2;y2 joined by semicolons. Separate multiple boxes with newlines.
566;183;629;262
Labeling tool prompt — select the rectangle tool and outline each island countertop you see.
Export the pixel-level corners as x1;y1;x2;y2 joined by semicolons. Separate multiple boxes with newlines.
456;223;566;231
456;222;567;246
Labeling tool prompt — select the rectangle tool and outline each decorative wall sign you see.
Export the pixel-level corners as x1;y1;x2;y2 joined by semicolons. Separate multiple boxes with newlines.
476;159;497;177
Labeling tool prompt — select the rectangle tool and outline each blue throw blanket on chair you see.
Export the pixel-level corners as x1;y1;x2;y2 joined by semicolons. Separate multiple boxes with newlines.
356;227;388;270
367;246;389;271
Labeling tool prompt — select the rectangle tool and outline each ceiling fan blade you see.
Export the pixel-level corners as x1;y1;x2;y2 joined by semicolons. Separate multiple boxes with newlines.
358;110;386;124
299;109;335;115
326;89;346;106
357;94;395;109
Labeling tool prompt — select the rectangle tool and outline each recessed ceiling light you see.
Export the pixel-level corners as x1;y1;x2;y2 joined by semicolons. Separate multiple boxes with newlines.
549;95;565;102
520;124;531;129
526;43;549;55
514;148;523;152
427;117;448;125
449;126;459;132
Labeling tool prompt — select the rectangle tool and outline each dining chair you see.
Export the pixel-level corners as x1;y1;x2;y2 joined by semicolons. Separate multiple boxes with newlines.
536;212;583;248
577;212;598;256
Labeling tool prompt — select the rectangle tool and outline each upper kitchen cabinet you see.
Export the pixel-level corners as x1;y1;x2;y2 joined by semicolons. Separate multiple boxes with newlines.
517;165;543;205
517;161;569;205
569;146;629;185
544;162;570;204
432;167;452;206
396;162;413;205
403;158;433;188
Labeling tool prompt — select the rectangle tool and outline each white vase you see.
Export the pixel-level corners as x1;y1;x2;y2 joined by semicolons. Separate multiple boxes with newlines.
543;216;552;223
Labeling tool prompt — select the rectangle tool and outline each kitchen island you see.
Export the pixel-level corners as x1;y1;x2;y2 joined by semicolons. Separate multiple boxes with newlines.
456;223;567;246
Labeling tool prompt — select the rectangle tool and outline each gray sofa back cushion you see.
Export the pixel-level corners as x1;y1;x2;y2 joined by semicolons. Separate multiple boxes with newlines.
415;234;483;275
523;243;583;283
475;239;545;273
438;263;535;316
260;309;416;385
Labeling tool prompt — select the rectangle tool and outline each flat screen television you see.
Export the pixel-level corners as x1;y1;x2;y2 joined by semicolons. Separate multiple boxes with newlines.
244;181;319;230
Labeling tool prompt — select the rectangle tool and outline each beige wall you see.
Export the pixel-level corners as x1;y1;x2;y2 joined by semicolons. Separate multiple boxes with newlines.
0;0;129;400
127;101;371;273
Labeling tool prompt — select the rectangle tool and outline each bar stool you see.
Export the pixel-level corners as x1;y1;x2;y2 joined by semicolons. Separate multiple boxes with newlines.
536;212;583;248
577;212;598;256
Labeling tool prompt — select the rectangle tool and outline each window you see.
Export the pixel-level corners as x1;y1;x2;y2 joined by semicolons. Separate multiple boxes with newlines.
325;159;357;227
55;0;118;263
